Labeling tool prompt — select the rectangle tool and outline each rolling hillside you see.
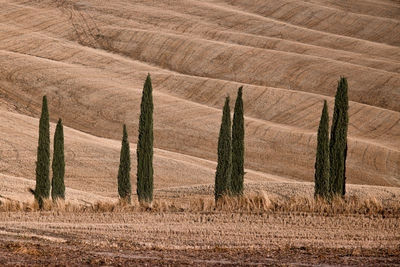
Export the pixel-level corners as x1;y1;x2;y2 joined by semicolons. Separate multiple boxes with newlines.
0;0;399;202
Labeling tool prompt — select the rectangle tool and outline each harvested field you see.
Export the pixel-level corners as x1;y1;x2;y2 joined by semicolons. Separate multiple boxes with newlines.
0;0;399;265
0;211;399;266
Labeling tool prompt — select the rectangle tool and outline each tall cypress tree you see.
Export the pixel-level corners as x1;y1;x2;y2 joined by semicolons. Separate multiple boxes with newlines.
51;118;65;201
35;95;50;208
314;101;330;200
118;124;131;203
231;86;244;196
329;77;349;196
137;74;154;203
215;96;232;202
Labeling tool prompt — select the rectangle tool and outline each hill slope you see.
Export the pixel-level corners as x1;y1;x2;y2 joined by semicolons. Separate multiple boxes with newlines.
0;0;399;201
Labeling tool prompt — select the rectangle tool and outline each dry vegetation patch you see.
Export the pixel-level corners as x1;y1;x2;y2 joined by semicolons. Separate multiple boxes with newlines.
1;191;399;217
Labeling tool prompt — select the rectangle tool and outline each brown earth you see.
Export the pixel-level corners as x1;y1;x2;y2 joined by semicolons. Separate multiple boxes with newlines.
0;0;399;265
0;211;399;266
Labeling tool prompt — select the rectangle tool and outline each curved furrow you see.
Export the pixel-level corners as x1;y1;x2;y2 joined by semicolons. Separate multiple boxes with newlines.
215;0;400;46
5;0;399;65
0;30;398;149
99;27;400;111
0;50;399;186
1;27;399;147
295;0;400;21
118;0;399;61
0;0;398;189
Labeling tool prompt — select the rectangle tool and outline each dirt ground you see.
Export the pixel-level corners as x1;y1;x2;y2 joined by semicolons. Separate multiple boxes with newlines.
0;0;399;265
0;211;399;266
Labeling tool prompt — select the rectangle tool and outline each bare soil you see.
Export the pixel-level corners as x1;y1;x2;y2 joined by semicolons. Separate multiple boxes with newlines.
0;0;399;265
0;211;399;266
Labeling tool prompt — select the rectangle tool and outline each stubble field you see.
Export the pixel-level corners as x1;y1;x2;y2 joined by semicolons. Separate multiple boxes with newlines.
0;0;399;265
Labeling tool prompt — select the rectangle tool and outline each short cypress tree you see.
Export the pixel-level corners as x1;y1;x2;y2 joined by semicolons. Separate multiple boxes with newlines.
214;96;232;202
314;101;330;200
118;124;131;203
329;77;349;196
231;86;244;196
51;118;65;201
35;95;50;208
137;74;154;203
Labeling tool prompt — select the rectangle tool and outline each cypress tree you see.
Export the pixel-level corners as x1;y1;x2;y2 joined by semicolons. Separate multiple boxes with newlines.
314;100;330;200
51;118;65;201
231;86;244;196
35;95;50;208
118;124;131;203
329;77;349;196
137;74;154;203
214;96;232;202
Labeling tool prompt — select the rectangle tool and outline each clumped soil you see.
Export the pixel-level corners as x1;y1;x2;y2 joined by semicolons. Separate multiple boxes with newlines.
1;241;399;266
0;211;398;266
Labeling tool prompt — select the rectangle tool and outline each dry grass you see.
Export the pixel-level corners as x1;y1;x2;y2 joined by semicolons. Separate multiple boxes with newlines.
2;192;398;217
190;192;399;216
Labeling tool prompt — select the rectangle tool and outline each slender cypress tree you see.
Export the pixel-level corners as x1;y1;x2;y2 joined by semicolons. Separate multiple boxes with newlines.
314;101;330;200
51;118;65;201
214;96;232;202
137;74;154;203
231;86;244;196
329;77;349;196
35;95;50;208
118;124;131;203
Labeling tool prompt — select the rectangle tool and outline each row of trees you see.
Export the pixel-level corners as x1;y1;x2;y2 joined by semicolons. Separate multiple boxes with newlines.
117;74;154;204
314;77;349;200
33;74;155;207
33;96;65;208
32;73;347;208
214;87;245;202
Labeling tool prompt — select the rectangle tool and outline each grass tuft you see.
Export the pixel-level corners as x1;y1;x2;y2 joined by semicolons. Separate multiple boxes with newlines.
0;191;398;216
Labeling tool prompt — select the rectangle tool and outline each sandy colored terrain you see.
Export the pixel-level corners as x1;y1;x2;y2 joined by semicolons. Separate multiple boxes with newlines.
0;211;399;266
0;0;399;188
0;0;399;265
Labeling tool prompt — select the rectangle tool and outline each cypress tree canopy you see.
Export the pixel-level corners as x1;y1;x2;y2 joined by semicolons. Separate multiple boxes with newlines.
51;118;65;201
214;96;232;202
314;100;330;200
35;95;50;207
329;77;349;196
231;86;244;196
118;124;131;203
137;74;154;203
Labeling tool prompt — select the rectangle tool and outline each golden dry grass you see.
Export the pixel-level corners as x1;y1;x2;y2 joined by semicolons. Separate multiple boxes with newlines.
2;191;399;218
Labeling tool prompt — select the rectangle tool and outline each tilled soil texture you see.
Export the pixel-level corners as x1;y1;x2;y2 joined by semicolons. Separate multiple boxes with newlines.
0;211;399;266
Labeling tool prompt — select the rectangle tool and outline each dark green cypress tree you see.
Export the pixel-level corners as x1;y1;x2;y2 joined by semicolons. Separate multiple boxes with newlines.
314;101;330;200
51;118;65;201
137;74;154;203
231;86;244;196
214;96;232;202
329;77;349;196
35;95;50;208
118;124;131;203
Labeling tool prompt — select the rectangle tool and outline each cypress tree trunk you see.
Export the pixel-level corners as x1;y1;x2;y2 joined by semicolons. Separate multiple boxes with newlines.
35;95;50;208
51;118;65;201
231;86;244;196
215;96;232;202
137;74;154;203
118;124;131;203
329;77;349;197
314;100;330;200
